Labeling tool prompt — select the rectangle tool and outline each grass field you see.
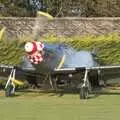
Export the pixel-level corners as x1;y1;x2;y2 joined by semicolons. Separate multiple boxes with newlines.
0;90;120;120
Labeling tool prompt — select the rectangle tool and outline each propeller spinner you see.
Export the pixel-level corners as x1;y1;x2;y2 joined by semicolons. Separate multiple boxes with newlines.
24;41;44;64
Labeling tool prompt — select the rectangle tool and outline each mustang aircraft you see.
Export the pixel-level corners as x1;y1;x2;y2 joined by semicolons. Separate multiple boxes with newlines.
0;40;120;99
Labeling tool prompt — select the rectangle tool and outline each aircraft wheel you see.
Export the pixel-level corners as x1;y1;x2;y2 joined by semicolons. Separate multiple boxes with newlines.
80;87;88;99
5;84;14;97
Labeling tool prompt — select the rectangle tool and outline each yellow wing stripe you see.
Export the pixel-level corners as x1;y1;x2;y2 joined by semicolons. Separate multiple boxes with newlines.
57;54;66;69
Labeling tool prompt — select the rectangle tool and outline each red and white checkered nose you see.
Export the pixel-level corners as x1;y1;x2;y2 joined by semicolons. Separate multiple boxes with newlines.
24;41;44;64
27;54;43;64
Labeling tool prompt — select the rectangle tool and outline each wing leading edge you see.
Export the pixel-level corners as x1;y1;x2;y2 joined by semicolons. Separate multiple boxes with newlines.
54;65;120;79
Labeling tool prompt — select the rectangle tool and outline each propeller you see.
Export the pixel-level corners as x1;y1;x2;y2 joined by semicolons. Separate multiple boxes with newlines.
0;27;5;41
24;11;54;64
37;11;54;20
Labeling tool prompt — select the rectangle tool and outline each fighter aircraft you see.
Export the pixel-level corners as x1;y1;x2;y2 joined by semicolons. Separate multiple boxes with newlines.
0;11;120;99
1;40;120;99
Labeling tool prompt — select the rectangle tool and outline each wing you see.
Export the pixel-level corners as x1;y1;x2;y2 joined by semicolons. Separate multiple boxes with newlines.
54;67;86;74
88;65;120;80
0;64;14;77
1;64;120;80
0;64;36;80
0;64;47;81
54;65;120;80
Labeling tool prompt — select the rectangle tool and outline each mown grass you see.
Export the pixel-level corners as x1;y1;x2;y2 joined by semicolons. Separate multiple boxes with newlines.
0;90;120;120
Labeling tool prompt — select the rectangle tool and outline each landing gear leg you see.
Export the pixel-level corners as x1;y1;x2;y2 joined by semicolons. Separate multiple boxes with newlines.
80;87;88;99
80;69;90;99
5;84;15;97
5;69;16;97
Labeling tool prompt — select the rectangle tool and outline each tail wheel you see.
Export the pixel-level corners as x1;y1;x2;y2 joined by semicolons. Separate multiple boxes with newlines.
5;84;14;97
80;87;88;99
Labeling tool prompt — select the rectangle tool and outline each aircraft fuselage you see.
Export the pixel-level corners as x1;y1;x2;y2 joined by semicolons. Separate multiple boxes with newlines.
23;43;98;75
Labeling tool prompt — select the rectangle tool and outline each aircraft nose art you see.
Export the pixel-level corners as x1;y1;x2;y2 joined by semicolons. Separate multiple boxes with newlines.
24;41;44;64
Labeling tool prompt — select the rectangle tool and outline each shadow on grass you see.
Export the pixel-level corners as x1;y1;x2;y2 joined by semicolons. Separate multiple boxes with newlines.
4;87;120;99
87;94;100;99
15;88;100;99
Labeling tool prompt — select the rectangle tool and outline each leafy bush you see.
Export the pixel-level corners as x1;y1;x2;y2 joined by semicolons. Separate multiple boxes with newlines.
0;39;24;65
1;30;120;66
43;33;120;65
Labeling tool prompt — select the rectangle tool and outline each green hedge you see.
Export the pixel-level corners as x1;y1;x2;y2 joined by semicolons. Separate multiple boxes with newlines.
43;33;120;65
0;39;24;65
0;33;120;66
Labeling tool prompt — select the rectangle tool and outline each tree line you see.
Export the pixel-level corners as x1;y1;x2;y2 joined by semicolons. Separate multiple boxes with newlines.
0;0;120;17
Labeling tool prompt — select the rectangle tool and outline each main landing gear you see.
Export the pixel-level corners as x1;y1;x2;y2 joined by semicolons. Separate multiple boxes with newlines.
5;69;16;97
79;69;91;99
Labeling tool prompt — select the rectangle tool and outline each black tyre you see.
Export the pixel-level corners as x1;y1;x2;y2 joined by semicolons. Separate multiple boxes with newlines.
5;84;14;97
80;87;88;99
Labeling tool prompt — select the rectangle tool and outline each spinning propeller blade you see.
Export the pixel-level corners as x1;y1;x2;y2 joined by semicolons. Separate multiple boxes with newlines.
37;11;54;20
0;27;5;41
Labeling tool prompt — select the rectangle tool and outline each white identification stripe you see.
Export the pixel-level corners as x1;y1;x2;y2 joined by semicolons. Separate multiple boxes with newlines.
87;65;120;70
54;68;76;71
55;65;120;72
0;65;14;69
